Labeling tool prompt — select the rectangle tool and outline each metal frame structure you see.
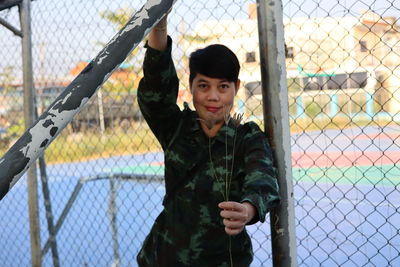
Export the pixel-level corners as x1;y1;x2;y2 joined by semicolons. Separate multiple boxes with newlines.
40;173;163;267
1;1;42;266
0;0;296;266
0;1;176;266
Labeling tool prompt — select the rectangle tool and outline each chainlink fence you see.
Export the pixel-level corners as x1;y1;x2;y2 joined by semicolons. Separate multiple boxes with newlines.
0;0;399;266
283;0;400;266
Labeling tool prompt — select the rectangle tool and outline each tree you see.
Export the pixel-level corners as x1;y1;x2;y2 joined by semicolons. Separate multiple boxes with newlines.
99;7;144;95
100;7;142;65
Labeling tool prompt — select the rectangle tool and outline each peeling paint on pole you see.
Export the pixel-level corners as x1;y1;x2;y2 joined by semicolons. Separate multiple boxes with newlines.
0;0;177;200
256;0;298;266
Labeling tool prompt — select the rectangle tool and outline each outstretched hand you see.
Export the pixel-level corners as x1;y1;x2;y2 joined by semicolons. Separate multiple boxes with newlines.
218;201;256;236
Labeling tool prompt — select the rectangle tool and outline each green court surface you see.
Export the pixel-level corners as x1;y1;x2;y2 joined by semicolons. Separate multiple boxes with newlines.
112;164;164;176
113;163;400;187
293;164;399;186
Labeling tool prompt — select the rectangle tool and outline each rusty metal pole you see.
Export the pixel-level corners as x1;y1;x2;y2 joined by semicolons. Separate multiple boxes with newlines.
256;0;298;266
19;0;42;266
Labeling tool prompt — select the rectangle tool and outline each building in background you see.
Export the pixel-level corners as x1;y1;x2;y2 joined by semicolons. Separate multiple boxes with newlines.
181;4;400;117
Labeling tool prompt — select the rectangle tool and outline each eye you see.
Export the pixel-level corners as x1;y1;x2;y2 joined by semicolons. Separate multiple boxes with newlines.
197;83;208;88
219;83;230;90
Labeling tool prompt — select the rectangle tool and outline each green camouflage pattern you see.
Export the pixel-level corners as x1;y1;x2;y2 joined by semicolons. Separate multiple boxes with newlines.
136;37;280;266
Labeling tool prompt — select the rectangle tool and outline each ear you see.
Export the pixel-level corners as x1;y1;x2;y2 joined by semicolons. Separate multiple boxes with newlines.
234;79;241;95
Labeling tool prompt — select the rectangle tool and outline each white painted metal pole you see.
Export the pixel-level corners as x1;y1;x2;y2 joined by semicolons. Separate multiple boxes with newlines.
256;0;298;266
0;0;177;200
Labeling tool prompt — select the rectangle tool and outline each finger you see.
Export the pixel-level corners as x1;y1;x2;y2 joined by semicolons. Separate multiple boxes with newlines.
223;218;245;229
218;201;245;212
220;210;247;221
225;226;243;236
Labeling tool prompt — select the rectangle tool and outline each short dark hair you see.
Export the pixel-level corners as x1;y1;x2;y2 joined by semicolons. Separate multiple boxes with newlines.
189;44;240;84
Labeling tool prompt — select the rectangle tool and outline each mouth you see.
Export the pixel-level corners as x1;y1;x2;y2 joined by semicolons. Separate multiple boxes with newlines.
205;106;221;113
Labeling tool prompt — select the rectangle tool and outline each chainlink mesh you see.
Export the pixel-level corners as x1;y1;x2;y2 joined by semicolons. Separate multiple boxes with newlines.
284;0;400;266
0;0;399;266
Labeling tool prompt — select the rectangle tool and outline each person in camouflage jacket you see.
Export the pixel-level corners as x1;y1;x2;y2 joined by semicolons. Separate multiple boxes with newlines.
136;16;280;267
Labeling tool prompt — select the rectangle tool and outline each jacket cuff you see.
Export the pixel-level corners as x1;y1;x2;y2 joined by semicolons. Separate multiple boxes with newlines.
241;193;280;225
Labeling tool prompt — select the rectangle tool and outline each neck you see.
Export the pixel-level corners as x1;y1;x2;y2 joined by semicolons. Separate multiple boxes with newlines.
199;120;224;137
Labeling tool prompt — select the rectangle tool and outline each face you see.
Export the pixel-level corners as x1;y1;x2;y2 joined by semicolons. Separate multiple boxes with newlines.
190;73;240;129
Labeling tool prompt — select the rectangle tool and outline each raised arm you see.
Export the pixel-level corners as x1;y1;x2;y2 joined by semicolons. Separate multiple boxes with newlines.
137;14;182;150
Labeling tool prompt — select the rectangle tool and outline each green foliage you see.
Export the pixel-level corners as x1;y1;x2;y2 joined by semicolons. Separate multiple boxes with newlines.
101;79;138;95
305;101;322;118
44;127;160;164
8;119;24;137
289;112;397;134
181;34;215;43
98;7;146;95
0;119;23;152
100;7;133;29
0;66;16;93
287;78;301;93
99;6;143;68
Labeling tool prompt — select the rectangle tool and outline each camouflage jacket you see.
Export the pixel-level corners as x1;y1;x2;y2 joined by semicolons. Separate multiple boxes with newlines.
136;37;280;267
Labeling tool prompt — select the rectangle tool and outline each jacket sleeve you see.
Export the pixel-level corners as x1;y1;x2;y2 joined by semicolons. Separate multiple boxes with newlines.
137;36;183;150
240;122;281;224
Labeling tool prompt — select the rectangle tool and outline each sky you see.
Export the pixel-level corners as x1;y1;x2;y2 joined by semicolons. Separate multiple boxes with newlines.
1;0;253;81
283;0;400;18
0;0;399;83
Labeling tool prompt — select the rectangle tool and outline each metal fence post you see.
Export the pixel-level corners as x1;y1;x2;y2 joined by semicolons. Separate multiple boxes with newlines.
256;1;298;266
38;156;60;267
108;178;120;267
19;0;41;266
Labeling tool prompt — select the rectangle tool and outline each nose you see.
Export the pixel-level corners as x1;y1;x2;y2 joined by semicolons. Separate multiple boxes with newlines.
207;87;219;101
